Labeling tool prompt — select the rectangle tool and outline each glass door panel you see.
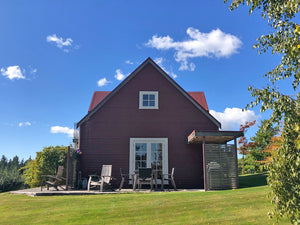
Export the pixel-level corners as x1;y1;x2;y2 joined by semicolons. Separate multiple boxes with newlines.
135;143;147;170
151;143;162;171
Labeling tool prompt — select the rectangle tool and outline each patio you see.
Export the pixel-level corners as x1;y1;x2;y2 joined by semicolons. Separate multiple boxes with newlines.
9;187;204;197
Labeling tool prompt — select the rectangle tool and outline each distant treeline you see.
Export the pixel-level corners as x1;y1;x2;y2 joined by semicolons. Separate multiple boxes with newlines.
0;146;75;192
0;155;29;192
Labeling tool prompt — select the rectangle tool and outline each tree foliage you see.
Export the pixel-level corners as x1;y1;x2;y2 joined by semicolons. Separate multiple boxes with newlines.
238;120;256;174
250;120;279;166
238;154;261;174
0;155;27;192
22;146;68;187
237;120;280;174
225;0;300;223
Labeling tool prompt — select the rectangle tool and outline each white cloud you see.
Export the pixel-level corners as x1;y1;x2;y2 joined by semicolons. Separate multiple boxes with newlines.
169;72;178;79
97;77;111;87
114;69;126;81
146;27;242;71
154;57;178;79
209;107;259;130
46;34;74;52
1;66;25;80
125;60;134;65
30;68;37;74
50;126;74;138
189;62;196;71
154;57;163;65
18;122;31;127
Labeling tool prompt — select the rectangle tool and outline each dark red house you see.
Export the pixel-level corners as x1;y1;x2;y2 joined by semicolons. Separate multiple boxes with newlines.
76;57;243;190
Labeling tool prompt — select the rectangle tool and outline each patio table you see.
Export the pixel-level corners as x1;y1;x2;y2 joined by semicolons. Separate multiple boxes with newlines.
132;169;163;191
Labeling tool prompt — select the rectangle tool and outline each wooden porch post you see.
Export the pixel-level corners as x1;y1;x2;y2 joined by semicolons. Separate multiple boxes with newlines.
202;136;207;191
234;138;239;189
66;146;70;190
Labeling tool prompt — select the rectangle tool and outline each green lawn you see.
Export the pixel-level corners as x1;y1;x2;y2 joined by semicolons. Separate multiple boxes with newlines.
0;175;290;225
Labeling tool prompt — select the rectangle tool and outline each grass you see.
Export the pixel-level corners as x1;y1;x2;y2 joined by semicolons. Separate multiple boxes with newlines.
0;174;290;225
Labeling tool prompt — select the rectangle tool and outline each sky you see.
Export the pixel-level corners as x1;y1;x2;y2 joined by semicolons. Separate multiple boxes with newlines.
0;0;295;160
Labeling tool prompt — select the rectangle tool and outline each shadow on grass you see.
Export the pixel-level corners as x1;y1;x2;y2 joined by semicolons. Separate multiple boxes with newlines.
239;173;267;188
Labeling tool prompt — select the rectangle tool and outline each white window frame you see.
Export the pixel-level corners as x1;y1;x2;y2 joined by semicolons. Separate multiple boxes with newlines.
129;138;168;183
139;91;159;109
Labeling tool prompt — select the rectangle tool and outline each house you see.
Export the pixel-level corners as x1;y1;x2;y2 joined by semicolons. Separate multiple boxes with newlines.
75;57;243;190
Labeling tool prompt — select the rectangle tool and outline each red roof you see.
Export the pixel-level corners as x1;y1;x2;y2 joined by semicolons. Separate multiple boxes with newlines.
188;92;208;111
88;91;110;112
88;91;209;112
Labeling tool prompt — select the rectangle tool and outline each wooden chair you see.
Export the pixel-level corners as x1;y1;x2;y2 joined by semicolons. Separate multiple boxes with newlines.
41;166;66;191
137;168;153;191
118;168;132;191
162;168;177;191
87;165;113;192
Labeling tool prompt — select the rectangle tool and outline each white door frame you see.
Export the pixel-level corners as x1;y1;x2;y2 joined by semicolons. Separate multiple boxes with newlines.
129;138;168;179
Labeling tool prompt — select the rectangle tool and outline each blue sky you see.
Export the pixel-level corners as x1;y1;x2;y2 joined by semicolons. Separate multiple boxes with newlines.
0;0;294;160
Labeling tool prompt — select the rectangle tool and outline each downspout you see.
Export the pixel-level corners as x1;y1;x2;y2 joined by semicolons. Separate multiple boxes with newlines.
202;136;207;191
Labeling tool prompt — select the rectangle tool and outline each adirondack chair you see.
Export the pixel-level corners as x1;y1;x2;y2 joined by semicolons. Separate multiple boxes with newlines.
87;165;113;192
137;168;153;191
118;168;132;191
162;167;177;191
41;166;66;191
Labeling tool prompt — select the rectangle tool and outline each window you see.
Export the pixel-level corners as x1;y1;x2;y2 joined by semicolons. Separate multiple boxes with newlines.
139;91;158;109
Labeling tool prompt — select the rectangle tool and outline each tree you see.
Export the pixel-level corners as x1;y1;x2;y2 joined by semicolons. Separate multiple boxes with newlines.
250;120;279;168
238;120;256;174
0;155;27;192
0;155;7;171
22;146;68;187
225;0;300;223
238;154;260;174
264;136;282;163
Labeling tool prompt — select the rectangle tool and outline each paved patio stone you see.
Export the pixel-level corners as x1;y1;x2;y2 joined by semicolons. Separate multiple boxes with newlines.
10;187;204;197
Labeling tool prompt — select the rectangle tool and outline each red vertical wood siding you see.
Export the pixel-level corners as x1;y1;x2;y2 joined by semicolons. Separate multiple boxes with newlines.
79;63;218;188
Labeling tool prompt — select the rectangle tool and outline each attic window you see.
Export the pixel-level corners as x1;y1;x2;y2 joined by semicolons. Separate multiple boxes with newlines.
139;91;158;109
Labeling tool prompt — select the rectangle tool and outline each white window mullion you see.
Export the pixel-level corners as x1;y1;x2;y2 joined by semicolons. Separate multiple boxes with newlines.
147;142;151;168
139;91;159;109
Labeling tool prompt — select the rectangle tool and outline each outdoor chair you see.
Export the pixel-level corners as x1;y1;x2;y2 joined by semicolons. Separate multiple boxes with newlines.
162;167;177;191
137;168;153;191
87;165;114;192
41;166;66;191
118;168;132;191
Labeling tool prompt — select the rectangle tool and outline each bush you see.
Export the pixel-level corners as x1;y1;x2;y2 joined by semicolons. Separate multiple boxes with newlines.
0;168;25;192
22;146;69;188
0;155;27;192
238;154;261;174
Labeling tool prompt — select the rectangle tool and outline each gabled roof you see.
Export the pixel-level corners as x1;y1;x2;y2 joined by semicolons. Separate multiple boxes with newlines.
88;91;110;112
89;91;209;112
77;57;221;128
187;92;208;111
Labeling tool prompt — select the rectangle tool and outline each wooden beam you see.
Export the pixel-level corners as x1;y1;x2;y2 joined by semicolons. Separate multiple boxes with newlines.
202;136;207;191
66;146;70;190
234;138;239;189
194;131;244;138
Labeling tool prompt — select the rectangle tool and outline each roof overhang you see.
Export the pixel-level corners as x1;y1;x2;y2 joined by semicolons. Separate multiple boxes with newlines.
188;130;244;144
